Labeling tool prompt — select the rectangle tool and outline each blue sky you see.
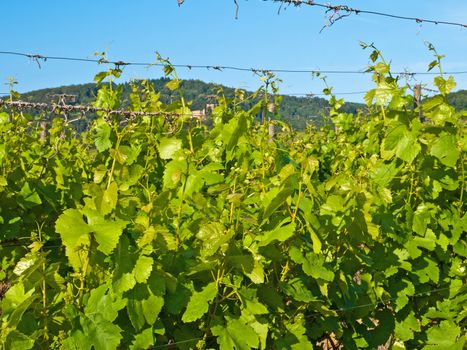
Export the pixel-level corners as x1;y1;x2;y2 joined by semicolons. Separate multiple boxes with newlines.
1;0;466;102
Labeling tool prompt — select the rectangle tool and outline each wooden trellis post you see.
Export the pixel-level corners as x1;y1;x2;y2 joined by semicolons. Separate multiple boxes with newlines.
40;120;47;143
414;84;424;122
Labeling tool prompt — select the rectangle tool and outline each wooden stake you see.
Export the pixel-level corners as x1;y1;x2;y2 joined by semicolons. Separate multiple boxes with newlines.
414;84;425;122
40;121;47;143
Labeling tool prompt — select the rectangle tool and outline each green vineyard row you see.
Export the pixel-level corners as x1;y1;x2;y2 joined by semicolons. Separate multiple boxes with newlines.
0;48;465;349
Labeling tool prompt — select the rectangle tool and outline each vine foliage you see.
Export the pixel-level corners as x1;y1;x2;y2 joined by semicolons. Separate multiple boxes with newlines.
0;49;465;349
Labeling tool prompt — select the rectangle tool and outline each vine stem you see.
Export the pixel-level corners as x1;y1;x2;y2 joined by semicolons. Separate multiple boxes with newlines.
229;178;237;224
291;181;303;223
380;104;386;121
407;167;415;207
177;159;190;241
78;240;92;307
201;265;225;347
457;119;465;216
107;133;122;189
458;153;465;215
37;223;49;341
187;122;195;154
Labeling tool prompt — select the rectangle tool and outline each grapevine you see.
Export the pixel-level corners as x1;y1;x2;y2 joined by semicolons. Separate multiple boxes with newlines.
0;49;465;349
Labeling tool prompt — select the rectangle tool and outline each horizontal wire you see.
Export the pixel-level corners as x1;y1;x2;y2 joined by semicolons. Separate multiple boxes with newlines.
0;85;453;127
153;337;204;349
285;90;367;96
150;284;463;349
0;99;192;119
0;243;62;249
0;86;447;100
1;50;467;76
266;0;467;29
285;85;445;97
304;284;462;320
0;90;370;98
0;2;463;345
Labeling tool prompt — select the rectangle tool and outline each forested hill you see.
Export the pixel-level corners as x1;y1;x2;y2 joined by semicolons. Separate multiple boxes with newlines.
15;78;363;130
10;78;467;130
445;89;467;110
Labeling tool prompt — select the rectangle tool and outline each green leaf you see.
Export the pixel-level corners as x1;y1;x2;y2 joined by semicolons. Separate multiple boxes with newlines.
85;285;126;322
226;254;254;274
423;320;464;349
238;289;268;315
261;186;293;223
94;71;109;84
56;209;91;247
64;330;92;350
113;272;136;295
406;230;437;259
412;203;436;236
393;279;415;312
381;122;405;160
258;220;296;247
320;194;346;215
412;257;440;284
395;130;421;164
373;82;395;106
221;114;247;157
13;253;38;276
303;256;334;282
211;317;259;350
362;309;395;348
246;258;265;284
1;282;35;318
127;299;146;332
434;76;457;95
289;247;334;282
370;161;399;187
425;101;455;125
182;282;217;323
248;319;269;350
280;278;315;302
133;255;153;284
94;120;112;153
380;120;422;164
165;283;191;315
19;182;42;208
165;79;180;91
5;295;37;330
118;144;142;165
142;294;164;325
95;182;118;215
430;133;459;167
280;318;314;349
395;311;421;342
5;331;35;350
196;222;233;258
55;209;92;270
0;144;5;166
93;164;108;184
428;60;438;72
92;218;128;255
159;137;182;160
0;112;9;125
80;314;123;350
130;328;154;350
163;160;187;189
183;170;204;196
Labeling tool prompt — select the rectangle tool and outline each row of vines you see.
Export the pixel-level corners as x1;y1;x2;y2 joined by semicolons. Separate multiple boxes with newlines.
0;48;465;349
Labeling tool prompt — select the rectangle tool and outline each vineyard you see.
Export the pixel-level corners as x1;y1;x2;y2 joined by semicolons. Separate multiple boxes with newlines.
0;46;466;350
